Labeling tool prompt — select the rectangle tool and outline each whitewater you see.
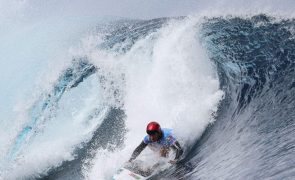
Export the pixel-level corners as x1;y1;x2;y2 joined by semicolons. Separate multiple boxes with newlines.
1;1;295;180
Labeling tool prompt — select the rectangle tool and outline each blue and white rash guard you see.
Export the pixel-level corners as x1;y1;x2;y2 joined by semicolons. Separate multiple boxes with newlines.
143;128;176;151
129;128;183;162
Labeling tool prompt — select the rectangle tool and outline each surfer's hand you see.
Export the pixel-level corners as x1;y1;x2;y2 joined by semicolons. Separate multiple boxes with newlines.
169;160;178;164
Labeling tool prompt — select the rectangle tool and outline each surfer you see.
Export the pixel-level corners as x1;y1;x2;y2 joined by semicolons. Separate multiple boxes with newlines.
129;121;183;164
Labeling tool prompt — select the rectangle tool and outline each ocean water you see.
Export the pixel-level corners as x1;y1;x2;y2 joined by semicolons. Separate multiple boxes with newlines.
1;1;295;180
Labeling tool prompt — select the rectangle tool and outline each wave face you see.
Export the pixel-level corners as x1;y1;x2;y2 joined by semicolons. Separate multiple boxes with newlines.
159;15;295;180
1;14;295;180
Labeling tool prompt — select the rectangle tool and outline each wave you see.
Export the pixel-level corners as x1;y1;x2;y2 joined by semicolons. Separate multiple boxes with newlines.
160;15;295;179
2;14;295;180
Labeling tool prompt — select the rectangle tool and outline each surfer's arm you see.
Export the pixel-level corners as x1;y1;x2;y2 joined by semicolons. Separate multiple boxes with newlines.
129;141;147;162
171;141;183;161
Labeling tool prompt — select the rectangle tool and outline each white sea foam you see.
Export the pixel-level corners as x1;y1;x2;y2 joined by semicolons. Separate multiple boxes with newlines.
84;16;223;180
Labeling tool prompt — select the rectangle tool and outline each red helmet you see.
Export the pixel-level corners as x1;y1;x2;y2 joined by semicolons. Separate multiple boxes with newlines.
146;122;161;135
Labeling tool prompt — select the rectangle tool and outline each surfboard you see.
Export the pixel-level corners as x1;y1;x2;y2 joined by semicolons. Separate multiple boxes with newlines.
112;160;163;180
112;167;148;180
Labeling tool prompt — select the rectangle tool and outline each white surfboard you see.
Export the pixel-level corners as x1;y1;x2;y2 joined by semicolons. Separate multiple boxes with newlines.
112;167;148;180
113;160;165;180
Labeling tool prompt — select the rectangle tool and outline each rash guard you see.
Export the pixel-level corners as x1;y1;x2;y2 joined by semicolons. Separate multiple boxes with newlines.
143;128;176;150
129;129;183;162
